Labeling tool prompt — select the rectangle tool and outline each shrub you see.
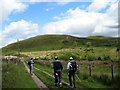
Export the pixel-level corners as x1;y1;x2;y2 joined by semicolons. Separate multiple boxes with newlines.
116;48;119;52
80;47;82;49
98;57;101;60
87;55;96;61
57;52;80;61
87;77;95;82
62;40;69;44
103;55;110;60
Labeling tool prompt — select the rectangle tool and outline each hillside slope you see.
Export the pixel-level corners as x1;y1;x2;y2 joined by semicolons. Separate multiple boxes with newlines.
2;35;119;54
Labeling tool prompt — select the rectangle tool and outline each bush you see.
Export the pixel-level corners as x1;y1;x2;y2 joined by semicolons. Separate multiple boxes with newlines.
98;57;101;60
87;55;96;61
57;52;79;61
80;47;82;49
103;55;110;60
87;77;95;82
62;40;69;44
116;48;119;52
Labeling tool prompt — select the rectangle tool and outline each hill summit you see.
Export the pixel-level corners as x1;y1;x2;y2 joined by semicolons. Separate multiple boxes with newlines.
2;34;118;54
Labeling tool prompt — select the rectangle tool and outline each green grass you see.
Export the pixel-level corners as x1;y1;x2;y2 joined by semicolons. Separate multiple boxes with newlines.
34;69;72;89
34;62;119;88
22;46;119;61
2;60;38;88
24;61;72;89
78;64;119;77
34;63;72;88
2;34;119;55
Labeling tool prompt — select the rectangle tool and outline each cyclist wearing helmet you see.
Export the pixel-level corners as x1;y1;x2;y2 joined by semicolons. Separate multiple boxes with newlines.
53;56;63;87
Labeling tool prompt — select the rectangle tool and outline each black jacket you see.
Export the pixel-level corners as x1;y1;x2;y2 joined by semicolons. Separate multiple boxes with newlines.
53;60;63;72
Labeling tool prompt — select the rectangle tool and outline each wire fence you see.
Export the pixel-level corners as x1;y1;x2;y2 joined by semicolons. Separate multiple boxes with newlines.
35;60;119;80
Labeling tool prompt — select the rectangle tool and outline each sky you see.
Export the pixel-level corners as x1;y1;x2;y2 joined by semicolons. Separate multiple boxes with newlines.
0;0;119;48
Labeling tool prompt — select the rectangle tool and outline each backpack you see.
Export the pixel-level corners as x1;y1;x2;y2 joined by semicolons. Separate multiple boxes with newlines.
69;62;77;71
28;60;31;65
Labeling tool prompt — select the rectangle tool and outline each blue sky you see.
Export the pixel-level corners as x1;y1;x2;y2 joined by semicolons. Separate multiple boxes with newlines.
0;0;118;47
5;2;92;29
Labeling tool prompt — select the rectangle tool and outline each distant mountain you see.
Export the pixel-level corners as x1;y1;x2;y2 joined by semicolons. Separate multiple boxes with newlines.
2;34;119;55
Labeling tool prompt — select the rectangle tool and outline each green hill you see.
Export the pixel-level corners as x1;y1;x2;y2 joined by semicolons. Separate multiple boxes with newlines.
87;36;116;39
2;34;119;55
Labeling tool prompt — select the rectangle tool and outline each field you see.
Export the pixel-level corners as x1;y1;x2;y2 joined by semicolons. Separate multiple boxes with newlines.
2;57;119;89
2;60;38;88
2;35;119;55
2;35;120;89
31;60;119;88
21;46;119;61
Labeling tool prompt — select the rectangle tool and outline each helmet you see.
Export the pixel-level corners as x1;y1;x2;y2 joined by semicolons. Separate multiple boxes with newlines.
70;57;73;60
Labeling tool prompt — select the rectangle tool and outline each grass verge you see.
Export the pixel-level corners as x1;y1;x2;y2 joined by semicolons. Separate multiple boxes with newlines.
2;60;38;88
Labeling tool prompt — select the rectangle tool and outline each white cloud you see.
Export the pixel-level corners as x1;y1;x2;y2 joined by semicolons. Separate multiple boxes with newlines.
43;2;118;37
1;0;118;48
87;0;110;12
0;20;39;47
0;0;86;23
28;0;94;5
56;0;78;5
87;0;118;12
106;1;118;21
0;0;28;22
28;0;77;6
53;16;62;20
28;0;92;2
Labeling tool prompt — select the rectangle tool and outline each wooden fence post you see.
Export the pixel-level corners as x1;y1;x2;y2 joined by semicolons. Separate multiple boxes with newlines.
89;64;92;76
77;63;80;74
111;64;114;80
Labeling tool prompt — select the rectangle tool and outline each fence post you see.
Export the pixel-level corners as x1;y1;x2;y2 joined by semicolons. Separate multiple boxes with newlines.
89;64;92;76
111;64;114;80
77;63;80;74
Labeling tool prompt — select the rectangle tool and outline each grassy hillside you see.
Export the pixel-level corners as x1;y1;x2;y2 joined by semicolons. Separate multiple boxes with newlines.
22;47;119;61
2;34;119;55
